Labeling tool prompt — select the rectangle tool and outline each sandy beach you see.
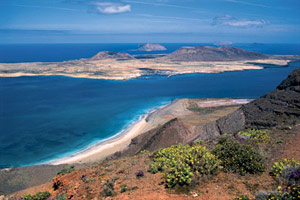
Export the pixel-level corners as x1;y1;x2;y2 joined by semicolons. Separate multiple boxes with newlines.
49;98;250;165
49;114;149;165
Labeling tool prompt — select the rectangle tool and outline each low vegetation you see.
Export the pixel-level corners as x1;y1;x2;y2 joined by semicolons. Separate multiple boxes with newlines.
232;194;251;200
237;129;270;143
149;143;221;188
101;179;116;197
212;136;265;175
56;165;75;176
271;158;300;176
22;191;50;200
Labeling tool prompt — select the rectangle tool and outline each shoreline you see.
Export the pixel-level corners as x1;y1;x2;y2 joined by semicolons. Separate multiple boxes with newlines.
47;98;251;165
48;102;171;165
1;58;294;81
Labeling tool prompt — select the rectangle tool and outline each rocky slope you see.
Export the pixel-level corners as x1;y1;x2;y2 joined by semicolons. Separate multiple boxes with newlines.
164;46;269;61
90;51;134;60
109;108;245;160
241;68;300;129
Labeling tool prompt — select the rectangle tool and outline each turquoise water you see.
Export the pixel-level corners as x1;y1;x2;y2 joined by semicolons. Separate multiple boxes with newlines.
0;61;299;168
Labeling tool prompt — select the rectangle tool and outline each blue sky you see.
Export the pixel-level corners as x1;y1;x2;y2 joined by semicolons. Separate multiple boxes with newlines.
0;0;299;43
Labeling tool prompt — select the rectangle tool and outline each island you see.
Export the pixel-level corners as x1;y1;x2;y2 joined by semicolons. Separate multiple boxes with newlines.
0;46;297;80
135;43;167;51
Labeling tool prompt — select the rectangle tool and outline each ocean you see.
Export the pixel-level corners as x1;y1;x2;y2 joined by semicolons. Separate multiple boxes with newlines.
0;43;299;168
0;43;299;63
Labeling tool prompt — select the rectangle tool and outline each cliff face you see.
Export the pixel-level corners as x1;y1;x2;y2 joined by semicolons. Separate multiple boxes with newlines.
110;109;245;159
242;68;300;129
164;46;268;61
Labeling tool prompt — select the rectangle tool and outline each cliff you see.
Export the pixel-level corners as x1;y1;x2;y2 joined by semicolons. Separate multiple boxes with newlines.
241;68;300;128
164;46;269;61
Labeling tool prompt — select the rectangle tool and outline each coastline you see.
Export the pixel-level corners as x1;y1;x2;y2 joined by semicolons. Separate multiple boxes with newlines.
1;58;293;81
47;98;251;165
48;102;171;165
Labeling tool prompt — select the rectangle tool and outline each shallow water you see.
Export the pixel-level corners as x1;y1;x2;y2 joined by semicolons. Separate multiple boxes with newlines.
0;61;299;168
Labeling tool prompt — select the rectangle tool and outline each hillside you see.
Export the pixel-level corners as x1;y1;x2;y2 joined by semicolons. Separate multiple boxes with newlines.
4;69;300;200
163;46;269;61
90;51;135;61
241;68;300;128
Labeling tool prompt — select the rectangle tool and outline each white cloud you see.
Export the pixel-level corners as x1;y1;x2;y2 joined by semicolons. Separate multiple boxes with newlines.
91;2;131;14
213;15;268;27
123;0;194;9
224;0;270;8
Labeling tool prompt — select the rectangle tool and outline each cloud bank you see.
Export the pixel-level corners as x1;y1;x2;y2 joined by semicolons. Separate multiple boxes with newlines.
92;2;131;14
213;15;268;27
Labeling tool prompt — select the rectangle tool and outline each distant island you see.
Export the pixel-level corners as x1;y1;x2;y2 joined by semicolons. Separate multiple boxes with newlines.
164;46;268;61
0;46;297;80
213;41;233;46
135;43;167;51
90;51;134;61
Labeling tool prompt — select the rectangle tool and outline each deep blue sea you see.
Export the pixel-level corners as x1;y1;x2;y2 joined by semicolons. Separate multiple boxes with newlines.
0;43;299;168
0;43;299;63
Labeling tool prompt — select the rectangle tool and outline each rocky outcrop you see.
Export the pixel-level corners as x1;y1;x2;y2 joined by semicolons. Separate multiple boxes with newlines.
242;68;300;129
136;43;167;51
164;46;268;61
109;118;194;158
109;110;246;159
90;51;134;60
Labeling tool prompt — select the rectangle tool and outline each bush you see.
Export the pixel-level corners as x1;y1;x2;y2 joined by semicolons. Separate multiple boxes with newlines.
279;165;300;186
101;179;115;197
56;165;75;176
232;194;251;200
120;184;127;193
237;129;270;143
139;150;149;154
212;136;265;175
23;191;51;200
261;185;300;200
150;144;221;188
56;194;67;200
136;170;144;178
271;158;300;176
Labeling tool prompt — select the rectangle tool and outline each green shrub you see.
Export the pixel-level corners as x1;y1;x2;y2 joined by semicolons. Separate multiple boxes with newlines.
56;194;67;200
23;191;51;200
271;158;300;176
232;194;251;200
261;185;300;200
56;165;75;176
212;137;265;175
237;129;270;143
150;144;221;188
139;150;149;154
101;179;116;197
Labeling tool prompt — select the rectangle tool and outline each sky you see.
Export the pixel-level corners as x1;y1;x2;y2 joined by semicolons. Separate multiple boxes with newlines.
0;0;299;43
